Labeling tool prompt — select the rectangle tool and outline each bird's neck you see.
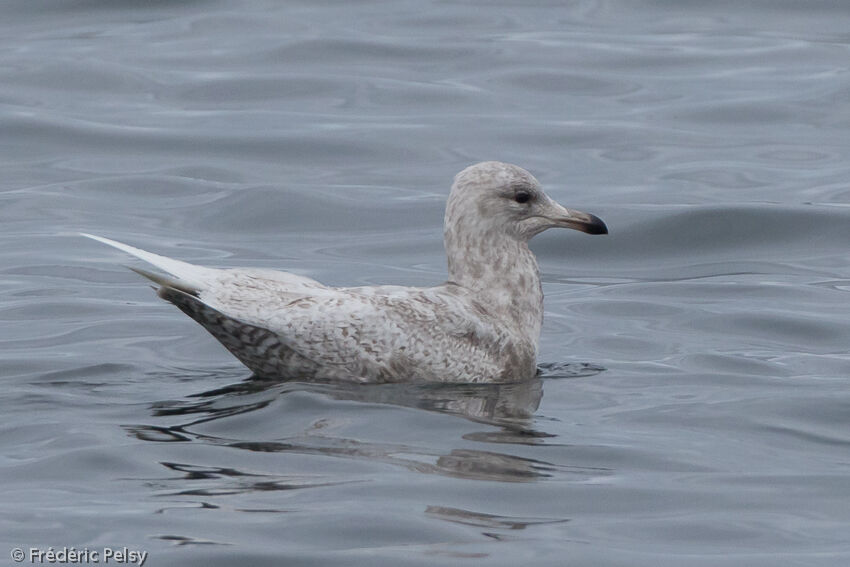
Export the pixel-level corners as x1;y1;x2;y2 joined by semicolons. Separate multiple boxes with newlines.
445;228;544;343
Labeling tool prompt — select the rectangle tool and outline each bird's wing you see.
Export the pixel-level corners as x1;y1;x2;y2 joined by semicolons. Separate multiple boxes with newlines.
83;233;328;302
201;280;506;381
81;233;219;292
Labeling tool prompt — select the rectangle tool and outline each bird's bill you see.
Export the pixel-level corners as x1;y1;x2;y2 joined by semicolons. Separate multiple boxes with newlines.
545;202;608;235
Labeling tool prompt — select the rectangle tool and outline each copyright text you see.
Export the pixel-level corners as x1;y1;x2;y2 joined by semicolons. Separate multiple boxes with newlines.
10;547;147;566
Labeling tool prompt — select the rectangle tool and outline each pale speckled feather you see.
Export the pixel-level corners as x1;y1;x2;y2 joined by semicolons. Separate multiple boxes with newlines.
83;161;607;383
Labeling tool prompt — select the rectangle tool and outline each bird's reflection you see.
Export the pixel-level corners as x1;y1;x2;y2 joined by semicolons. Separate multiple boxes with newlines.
127;363;604;485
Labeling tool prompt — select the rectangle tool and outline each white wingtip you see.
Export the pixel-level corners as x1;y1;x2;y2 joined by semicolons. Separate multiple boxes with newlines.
82;233;213;292
80;232;130;250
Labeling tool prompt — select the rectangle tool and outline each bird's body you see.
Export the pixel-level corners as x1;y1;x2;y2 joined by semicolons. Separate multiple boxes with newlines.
85;161;607;383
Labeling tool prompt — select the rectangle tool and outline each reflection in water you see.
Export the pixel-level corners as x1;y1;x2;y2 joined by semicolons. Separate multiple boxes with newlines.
127;375;554;482
151;461;351;498
153;535;228;547
123;365;610;542
126;366;597;481
537;361;606;379
425;505;571;542
176;374;546;424
425;505;569;530
125;364;609;522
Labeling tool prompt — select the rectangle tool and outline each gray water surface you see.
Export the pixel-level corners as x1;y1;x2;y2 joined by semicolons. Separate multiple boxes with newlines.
2;1;850;566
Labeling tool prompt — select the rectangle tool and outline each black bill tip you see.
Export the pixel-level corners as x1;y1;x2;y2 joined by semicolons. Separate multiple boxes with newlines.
581;213;608;235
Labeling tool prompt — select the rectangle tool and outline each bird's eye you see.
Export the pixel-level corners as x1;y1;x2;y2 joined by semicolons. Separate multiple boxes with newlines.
514;191;532;204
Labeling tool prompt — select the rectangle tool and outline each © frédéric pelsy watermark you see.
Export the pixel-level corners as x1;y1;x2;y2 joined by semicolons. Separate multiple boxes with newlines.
10;547;147;566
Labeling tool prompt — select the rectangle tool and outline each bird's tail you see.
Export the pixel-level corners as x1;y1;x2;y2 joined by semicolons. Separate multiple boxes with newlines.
81;233;217;293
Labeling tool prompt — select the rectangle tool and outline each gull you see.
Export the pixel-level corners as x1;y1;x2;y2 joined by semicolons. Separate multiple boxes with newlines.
84;161;607;383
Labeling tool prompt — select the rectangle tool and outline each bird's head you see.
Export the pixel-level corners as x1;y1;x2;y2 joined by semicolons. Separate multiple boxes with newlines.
446;161;608;242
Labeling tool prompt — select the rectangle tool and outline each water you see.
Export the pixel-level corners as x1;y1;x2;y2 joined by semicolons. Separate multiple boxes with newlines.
2;1;850;565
